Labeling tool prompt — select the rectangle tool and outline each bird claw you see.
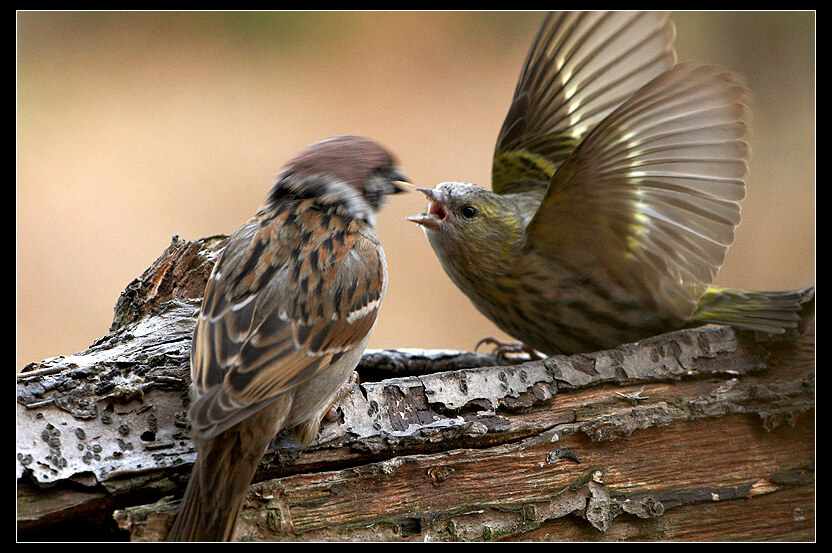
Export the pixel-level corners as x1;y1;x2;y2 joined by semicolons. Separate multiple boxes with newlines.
324;371;360;422
474;336;544;361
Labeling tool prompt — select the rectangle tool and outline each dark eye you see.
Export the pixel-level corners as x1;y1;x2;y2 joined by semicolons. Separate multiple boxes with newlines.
460;205;478;220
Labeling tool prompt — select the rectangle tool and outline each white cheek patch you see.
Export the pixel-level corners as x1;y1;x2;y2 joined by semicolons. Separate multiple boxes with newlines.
314;175;376;226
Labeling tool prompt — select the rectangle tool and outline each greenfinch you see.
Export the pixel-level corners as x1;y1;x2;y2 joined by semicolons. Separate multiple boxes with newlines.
409;12;813;355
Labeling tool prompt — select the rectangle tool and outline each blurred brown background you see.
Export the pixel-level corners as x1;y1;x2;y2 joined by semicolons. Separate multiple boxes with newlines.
17;11;815;370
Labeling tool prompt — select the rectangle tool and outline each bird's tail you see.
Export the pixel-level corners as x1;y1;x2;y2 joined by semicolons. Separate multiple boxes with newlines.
166;461;217;542
166;442;253;541
166;405;283;542
691;285;815;335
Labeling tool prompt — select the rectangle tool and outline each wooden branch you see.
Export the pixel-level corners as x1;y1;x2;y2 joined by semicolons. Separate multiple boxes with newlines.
17;236;815;541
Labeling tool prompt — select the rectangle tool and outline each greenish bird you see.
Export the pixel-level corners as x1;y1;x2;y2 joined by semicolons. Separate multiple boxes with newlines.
408;11;813;355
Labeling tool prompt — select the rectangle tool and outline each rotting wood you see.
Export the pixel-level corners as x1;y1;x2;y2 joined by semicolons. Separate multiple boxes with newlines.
16;236;815;541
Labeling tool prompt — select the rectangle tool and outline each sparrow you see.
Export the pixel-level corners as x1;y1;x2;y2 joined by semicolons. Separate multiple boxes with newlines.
167;135;408;541
408;11;814;356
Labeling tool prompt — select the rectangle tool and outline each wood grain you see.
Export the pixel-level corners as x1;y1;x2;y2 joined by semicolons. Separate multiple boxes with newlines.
17;236;815;541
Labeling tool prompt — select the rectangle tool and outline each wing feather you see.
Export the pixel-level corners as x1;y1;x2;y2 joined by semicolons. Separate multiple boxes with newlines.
525;63;752;320
189;204;384;439
493;11;677;194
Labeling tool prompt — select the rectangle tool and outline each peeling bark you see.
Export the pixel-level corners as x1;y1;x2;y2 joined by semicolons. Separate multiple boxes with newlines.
17;236;815;541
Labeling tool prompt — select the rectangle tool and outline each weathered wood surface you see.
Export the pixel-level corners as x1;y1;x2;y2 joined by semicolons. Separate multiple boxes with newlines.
17;236;815;541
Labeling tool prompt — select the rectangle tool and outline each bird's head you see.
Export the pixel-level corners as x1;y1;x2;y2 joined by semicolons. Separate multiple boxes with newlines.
267;135;409;225
407;182;524;278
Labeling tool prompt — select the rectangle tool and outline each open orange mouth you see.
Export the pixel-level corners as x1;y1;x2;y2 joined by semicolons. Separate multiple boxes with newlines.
406;188;448;230
427;201;448;222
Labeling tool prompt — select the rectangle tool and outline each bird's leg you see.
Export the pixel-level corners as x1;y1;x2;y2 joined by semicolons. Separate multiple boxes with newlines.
475;336;545;361
324;371;360;422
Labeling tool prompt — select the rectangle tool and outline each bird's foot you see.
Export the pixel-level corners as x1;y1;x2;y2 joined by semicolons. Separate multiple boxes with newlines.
474;336;544;362
324;371;360;422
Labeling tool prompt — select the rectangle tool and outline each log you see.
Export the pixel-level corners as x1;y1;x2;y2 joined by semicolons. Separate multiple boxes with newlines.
16;236;815;541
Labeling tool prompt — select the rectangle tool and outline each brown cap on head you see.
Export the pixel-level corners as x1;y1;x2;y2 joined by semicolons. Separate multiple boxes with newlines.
284;135;402;189
268;136;409;219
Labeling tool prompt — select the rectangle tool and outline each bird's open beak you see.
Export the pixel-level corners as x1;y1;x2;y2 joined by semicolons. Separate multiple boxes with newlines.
406;188;447;230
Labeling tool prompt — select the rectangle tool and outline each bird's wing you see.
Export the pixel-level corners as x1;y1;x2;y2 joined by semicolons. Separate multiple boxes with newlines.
493;11;676;195
189;203;384;439
524;63;752;320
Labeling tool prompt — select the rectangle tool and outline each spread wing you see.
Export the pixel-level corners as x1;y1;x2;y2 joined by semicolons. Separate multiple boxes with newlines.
189;201;385;439
493;11;677;195
524;63;752;321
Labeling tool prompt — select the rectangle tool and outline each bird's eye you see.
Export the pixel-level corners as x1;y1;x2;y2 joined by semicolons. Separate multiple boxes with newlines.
460;205;478;220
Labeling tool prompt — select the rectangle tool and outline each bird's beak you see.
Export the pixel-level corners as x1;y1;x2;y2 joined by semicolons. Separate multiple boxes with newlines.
414;187;437;201
389;170;411;194
406;188;447;230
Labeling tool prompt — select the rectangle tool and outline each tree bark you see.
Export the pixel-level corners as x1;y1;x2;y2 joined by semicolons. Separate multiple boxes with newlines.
17;236;815;542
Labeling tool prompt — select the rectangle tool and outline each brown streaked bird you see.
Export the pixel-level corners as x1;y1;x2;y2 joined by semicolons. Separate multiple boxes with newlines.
408;11;814;356
167;136;407;541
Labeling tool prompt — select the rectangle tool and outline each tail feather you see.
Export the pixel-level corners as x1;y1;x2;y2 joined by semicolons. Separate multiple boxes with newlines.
167;400;289;541
166;463;220;542
166;440;255;541
692;285;815;334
